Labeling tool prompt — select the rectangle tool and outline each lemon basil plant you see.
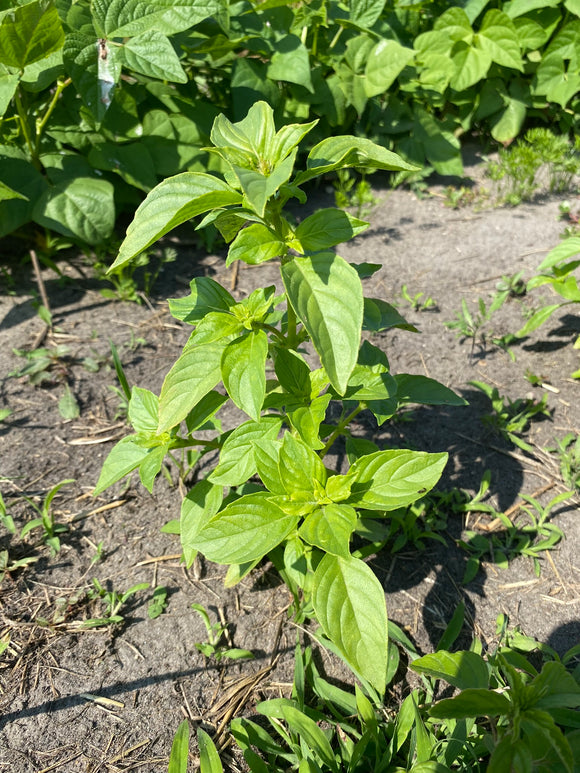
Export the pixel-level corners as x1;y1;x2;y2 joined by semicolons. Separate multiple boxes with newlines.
94;102;465;696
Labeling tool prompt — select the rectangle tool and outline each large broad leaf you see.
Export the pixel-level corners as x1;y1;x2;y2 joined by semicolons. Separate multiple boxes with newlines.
538;237;580;270
0;68;18;116
279;432;327;497
190;492;299;564
91;0;224;37
296;136;418;185
168;720;190;773
430;689;511;719
313;554;388;695
364;39;414;97
267;34;313;92
411;651;489;690
348;449;447;510
157;341;224;433
88;141;157;192
295;209;368;251
120;30;187;83
112;173;242;271
282;252;363;395
350;0;386;28
221;330;268;421
478;10;522;70
33;177;115;245
0;0;64;69
209;416;282;487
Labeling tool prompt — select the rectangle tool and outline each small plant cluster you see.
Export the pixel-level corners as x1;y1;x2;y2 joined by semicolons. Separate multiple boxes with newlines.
1;0;580;250
169;612;580;772
486;129;580;206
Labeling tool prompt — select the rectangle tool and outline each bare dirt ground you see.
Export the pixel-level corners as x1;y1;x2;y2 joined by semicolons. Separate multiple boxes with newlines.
1;162;579;771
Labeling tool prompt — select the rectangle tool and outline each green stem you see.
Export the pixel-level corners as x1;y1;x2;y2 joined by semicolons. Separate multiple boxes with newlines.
320;405;362;459
171;438;218;450
286;302;298;349
261;322;286;343
35;78;71;156
15;88;39;168
329;25;343;49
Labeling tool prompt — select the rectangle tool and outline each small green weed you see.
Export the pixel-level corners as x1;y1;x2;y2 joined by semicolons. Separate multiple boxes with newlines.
470;381;551;453
445;297;517;358
334;169;379;219
20;479;74;556
191;603;253;662
84;578;150;628
148;586;168;619
548;433;580;492
487;129;580;206
400;284;437;312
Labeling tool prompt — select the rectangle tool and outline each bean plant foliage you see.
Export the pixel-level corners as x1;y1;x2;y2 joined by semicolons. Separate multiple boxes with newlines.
1;0;580;246
94;102;466;696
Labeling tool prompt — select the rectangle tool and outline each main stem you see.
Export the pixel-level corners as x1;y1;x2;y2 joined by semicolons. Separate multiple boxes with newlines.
320;405;362;459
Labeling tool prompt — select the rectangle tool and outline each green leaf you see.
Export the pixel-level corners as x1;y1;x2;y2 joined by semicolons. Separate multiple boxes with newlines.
282;252;363;394
33;177;115;245
280;705;338;772
0;68;18;117
363;298;418;333
121;30;187;83
267;34;313;92
394;374;467;407
58;385;80;419
450;42;490;91
198;728;223;773
253;439;285;495
348;450;447;511
364;39;414;98
92;0;224;37
221;330;268;421
88;141;157;193
0;179;27;202
93;435;150;496
296;136;419;185
491;97;527;143
0;0;64;69
429;688;512;719
112;173;242;271
191;492;299;564
279;432;327;498
299;504;357;558
128;387;158;434
538;237;580;270
516;303;562;337
168;720;189;773
63;33;122;122
350;0;387;28
181;480;223;568
295;209;368;251
157;342;225;433
411;651;489;690
313;554;388;695
531;662;580;710
209;416;282;487
169;277;234;324
478;10;522;70
288;393;331;450
227;223;285;267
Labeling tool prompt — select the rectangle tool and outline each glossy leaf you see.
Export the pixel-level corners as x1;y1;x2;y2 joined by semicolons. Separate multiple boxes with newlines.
282;252;363;394
209;416;282;487
221;330;268;420
112;173;242;271
227;223;285;267
198;728;223;773
299;504;357;558
168;720;189;773
429;688;512;719
313;554;388;695
181;480;223;568
295;209;368;251
93;435;150;496
191;492;298;564
169;277;234;324
281;705;338;771
267;34;313;92
348;450;447;510
394;374;467;407
157;342;225;433
365;39;414;97
279;429;327;497
411;651;489;690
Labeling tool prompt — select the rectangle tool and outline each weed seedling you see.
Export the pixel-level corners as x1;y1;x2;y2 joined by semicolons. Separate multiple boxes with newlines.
191;603;253;662
400;284;437;312
470;381;551;453
334;168;379;218
10;345;73;386
84;578;150;628
548;433;580;492
148;586;168;619
20;479;74;555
